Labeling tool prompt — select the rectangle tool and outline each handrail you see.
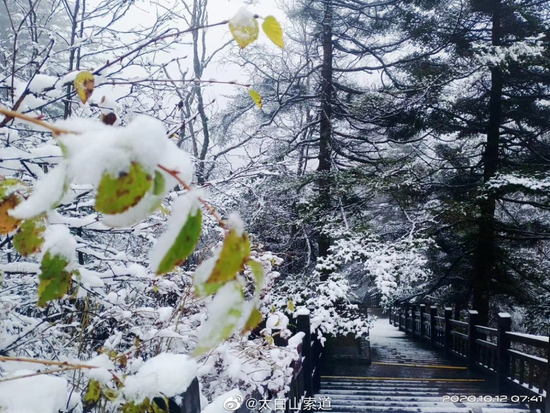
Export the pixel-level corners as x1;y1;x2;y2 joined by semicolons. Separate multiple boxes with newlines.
164;312;322;413
389;305;549;413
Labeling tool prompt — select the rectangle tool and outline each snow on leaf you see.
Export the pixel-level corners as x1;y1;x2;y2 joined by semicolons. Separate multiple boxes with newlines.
38;251;73;307
13;216;46;256
9;164;68;220
229;8;259;49
95;162;152;215
262;16;284;48
74;71;95;104
0;194;21;234
194;281;244;355
150;194;202;275
248;89;263;109
194;229;251;297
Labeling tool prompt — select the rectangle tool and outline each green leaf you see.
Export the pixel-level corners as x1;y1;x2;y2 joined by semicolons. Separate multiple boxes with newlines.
247;259;264;292
83;380;102;411
13;217;46;256
103;387;118;402
153;171;165;196
155;208;202;275
0;178;27;199
248;89;263;109
95;162;152;215
262;16;284;48
194;230;251;297
229;13;259;49
151;399;169;413
242;307;262;334
38;252;73;307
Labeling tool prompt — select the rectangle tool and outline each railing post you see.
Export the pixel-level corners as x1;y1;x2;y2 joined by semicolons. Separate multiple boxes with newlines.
389;306;392;325
467;310;479;371
430;306;437;349
496;313;512;395
183;378;201;413
411;305;416;336
398;308;402;331
419;304;426;341
297;313;313;398
444;307;453;356
404;305;409;335
545;326;550;413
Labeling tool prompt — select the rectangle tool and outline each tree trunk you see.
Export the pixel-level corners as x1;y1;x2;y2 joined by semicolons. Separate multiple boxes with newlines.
317;1;333;269
472;0;502;326
64;0;80;119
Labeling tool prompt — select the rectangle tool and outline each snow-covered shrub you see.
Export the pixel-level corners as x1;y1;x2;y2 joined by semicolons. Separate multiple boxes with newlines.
0;9;298;413
316;229;433;310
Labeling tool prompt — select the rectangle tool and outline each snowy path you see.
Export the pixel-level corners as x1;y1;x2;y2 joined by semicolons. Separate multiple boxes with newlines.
314;315;532;412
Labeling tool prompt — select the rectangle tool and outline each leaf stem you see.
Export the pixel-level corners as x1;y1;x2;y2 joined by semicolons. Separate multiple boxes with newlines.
157;164;227;230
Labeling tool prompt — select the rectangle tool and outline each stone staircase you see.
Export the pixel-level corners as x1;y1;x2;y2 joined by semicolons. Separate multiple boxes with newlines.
315;376;532;412
313;315;534;413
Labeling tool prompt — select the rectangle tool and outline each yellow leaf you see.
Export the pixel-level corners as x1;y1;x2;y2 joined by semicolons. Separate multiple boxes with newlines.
249;89;263;109
229;10;259;49
287;299;295;312
0;194;22;235
262;16;284;48
242;307;263;334
74;71;95;104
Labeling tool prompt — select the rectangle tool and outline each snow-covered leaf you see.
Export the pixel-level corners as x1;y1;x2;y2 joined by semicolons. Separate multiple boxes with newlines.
195;281;244;355
229;8;259;49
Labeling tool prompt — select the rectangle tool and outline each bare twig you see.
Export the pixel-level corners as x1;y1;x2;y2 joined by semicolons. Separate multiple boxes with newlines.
0;107;75;135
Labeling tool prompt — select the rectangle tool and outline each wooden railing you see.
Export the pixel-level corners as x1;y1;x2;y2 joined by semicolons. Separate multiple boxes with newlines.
389;306;550;412
155;313;322;413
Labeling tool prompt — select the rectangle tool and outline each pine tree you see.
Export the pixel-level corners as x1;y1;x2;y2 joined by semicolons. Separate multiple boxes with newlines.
366;0;550;324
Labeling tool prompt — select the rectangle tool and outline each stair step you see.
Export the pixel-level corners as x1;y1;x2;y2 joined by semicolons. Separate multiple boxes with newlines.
327;400;529;408
321;383;491;391
319;388;496;396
